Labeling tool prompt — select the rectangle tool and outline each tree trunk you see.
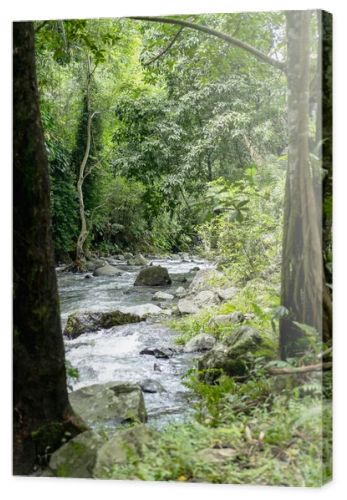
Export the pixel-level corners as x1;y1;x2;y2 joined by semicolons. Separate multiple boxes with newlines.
13;22;84;475
279;11;326;358
75;110;96;265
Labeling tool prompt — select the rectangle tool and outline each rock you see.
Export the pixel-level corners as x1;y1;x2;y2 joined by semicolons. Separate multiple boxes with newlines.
48;431;106;478
134;266;172;286
93;264;122;277
197;447;236;464
152;291;174;301
139;347;176;359
174;286;187;298
120;303;163;318
208;311;245;327
190;266;200;272
63;310;143;339
177;299;199;315
123;252;134;260
198;326;262;380
69;381;147;426
177;290;219;315
84;274;93;279
183;333;216;353
140;379;166;393
85;259;106;272
127;253;149;266
217;287;238;301
194;290;220;307
93;425;158;476
172;274;188;283
188;269;224;294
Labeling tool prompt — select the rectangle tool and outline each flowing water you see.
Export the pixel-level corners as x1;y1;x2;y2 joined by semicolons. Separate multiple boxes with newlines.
58;257;212;427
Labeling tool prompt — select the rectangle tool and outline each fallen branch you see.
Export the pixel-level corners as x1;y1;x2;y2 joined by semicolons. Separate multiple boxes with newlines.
268;362;332;375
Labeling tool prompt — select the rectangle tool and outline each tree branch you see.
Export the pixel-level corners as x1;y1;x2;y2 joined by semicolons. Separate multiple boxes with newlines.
267;362;332;375
129;16;286;72
143;27;184;66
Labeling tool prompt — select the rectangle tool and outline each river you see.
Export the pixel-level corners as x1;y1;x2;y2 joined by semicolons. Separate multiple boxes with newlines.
57;257;212;428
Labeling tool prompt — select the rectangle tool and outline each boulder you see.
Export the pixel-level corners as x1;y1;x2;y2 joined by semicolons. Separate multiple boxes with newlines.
194;290;220;307
183;333;216;353
134;266;172;286
152;291;174;301
63;310;143;339
139;347;176;359
188;269;224;294
198;326;262;380
69;381;147;426
208;311;245;327
93;425;158;477
177;299;199;315
93;264;122;277
120;303;163;318
177;290;219;315
85;259;106;272
217;287;238;301
140;379;166;393
174;286;187;298
127;254;149;266
48;431;106;478
123;252;134;260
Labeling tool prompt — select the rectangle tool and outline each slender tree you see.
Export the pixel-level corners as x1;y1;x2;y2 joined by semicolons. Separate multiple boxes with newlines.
13;22;84;474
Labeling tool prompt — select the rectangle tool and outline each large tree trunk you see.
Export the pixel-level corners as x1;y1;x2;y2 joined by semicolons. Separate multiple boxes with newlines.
279;11;331;358
13;22;84;475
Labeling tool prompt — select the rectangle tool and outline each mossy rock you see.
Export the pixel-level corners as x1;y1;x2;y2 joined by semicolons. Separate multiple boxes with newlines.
63;310;143;339
199;326;262;381
93;425;158;477
47;430;106;478
69;381;147;427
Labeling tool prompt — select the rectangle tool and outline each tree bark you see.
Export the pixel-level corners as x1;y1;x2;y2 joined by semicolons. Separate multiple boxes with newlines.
279;11;332;358
13;22;84;475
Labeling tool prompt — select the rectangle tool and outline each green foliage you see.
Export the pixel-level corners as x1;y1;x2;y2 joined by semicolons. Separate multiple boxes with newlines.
196;160;285;281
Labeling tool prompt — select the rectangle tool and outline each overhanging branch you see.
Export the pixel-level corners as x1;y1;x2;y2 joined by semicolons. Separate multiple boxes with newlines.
143;27;184;66
129;16;286;72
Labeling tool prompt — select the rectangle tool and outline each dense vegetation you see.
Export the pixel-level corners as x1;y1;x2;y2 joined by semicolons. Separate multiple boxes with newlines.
13;12;332;483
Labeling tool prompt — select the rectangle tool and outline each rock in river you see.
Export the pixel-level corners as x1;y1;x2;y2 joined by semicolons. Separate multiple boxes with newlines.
134;266;172;286
139;347;176;359
127;253;149;266
140;378;166;393
93;263;122;277
69;381;147;426
63;310;143;339
152;291;174;301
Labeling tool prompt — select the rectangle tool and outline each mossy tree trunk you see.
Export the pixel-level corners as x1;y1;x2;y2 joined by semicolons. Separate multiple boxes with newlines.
13;22;84;475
